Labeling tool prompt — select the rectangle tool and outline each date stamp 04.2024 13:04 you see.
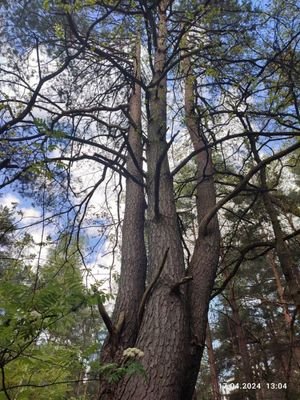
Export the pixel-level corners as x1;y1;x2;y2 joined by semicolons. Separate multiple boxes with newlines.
221;382;288;392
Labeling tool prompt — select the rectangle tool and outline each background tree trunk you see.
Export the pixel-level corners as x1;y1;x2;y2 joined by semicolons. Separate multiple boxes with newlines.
228;285;257;400
206;323;222;400
267;251;292;326
249;136;300;307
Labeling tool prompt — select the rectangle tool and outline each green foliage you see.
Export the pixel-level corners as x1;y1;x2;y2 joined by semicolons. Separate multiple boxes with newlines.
33;118;65;139
0;228;101;399
0;345;75;400
97;360;146;384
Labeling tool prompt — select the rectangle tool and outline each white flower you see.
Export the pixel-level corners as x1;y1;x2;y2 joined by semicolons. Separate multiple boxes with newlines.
30;310;42;319
123;347;144;359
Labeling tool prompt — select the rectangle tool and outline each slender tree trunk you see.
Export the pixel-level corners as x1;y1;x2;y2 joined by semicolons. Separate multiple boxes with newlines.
267;251;292;326
181;44;220;399
266;251;300;388
228;285;256;400
110;37;147;351
206;323;221;400
262;178;300;307
99;37;147;399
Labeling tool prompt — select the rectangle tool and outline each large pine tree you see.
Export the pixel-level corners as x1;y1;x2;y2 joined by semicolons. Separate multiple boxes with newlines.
1;1;299;399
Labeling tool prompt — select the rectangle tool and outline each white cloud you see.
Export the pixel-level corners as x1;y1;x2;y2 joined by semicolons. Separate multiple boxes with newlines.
1;192;20;207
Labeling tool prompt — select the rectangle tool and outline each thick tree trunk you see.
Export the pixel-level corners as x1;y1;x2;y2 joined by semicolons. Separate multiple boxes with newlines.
100;5;220;400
